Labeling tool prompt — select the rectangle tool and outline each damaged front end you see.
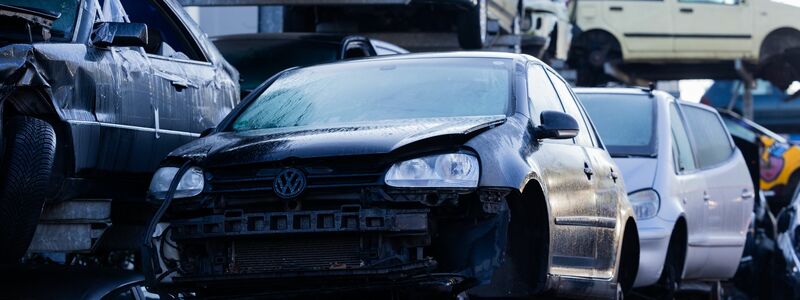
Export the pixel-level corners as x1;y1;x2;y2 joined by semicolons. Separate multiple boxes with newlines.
144;158;516;297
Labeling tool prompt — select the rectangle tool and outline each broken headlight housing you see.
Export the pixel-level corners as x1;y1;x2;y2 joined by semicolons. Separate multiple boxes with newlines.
628;188;660;219
149;166;205;200
385;153;479;188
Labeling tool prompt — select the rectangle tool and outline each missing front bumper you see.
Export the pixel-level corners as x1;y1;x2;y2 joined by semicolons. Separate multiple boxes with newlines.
146;188;515;296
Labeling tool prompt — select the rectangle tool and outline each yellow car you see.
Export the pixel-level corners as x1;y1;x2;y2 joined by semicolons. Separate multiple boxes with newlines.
720;110;800;210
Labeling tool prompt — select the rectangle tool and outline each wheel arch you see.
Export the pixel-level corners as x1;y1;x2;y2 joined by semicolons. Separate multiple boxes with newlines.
568;28;624;63
2;88;71;198
671;216;689;278
508;178;552;293
759;27;800;62
618;217;640;293
2;87;62;121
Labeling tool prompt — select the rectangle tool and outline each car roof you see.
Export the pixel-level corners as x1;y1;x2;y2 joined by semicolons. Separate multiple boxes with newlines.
7;265;143;299
574;87;653;95
297;51;538;68
573;87;678;102
211;33;362;44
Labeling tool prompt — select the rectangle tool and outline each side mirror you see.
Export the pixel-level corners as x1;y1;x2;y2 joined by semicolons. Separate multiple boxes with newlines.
536;110;579;140
92;22;148;48
200;127;216;138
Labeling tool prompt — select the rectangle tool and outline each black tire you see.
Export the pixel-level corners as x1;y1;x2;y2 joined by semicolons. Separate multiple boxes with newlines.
658;258;680;300
652;225;686;300
570;31;621;87
618;221;639;296
457;0;488;50
0;116;56;264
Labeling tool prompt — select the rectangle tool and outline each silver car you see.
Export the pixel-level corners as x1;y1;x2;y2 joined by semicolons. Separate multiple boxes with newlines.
579;88;754;297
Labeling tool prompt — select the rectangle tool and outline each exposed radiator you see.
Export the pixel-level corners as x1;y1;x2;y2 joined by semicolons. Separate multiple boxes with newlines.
228;236;364;273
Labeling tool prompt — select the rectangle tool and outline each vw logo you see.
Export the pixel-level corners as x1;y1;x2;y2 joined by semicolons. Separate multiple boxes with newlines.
273;168;307;199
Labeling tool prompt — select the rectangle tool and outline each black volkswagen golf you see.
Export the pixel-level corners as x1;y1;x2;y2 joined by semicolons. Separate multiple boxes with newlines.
143;52;639;299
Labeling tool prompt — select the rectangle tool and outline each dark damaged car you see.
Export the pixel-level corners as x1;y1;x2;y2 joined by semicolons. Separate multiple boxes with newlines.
143;53;639;299
0;0;238;261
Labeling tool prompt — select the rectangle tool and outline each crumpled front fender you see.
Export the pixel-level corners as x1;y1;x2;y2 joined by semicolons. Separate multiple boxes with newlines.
0;44;50;89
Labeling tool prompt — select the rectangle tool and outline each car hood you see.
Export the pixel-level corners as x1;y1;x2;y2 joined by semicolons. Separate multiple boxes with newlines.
613;157;658;193
169;115;507;167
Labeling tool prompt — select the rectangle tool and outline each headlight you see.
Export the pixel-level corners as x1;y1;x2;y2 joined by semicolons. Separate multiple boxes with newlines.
149;166;205;200
629;189;660;219
385;153;479;188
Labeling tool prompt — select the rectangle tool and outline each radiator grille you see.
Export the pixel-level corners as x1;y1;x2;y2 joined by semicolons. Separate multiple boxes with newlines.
230;236;363;273
208;167;383;195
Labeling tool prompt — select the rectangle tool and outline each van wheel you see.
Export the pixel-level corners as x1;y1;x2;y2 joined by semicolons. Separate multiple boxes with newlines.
659;259;680;300
0;116;56;263
571;31;621;86
457;0;488;50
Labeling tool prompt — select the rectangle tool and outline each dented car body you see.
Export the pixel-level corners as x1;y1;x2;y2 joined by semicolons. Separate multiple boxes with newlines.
0;0;238;259
144;52;639;298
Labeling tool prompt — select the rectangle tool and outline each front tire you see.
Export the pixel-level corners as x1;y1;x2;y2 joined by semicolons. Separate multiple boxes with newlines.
0;116;56;263
457;0;488;50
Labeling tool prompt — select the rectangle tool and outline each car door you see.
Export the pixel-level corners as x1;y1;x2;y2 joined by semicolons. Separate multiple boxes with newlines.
591;0;675;53
120;0;236;157
681;103;753;277
89;1;164;173
672;0;753;54
548;69;620;278
668;101;709;277
573;92;622;279
527;64;599;277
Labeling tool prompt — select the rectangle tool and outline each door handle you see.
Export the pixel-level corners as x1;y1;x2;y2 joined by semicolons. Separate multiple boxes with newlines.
742;190;755;199
610;168;619;183
703;191;711;201
583;162;594;180
152;104;160;139
170;80;190;91
680;7;694;13
609;6;623;11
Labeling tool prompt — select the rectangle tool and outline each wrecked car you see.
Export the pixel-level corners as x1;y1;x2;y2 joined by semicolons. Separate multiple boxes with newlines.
0;0;238;262
578;88;755;298
143;52;640;299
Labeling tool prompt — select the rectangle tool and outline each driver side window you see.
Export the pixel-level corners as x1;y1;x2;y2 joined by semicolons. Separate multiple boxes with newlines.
527;64;572;145
119;0;206;61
